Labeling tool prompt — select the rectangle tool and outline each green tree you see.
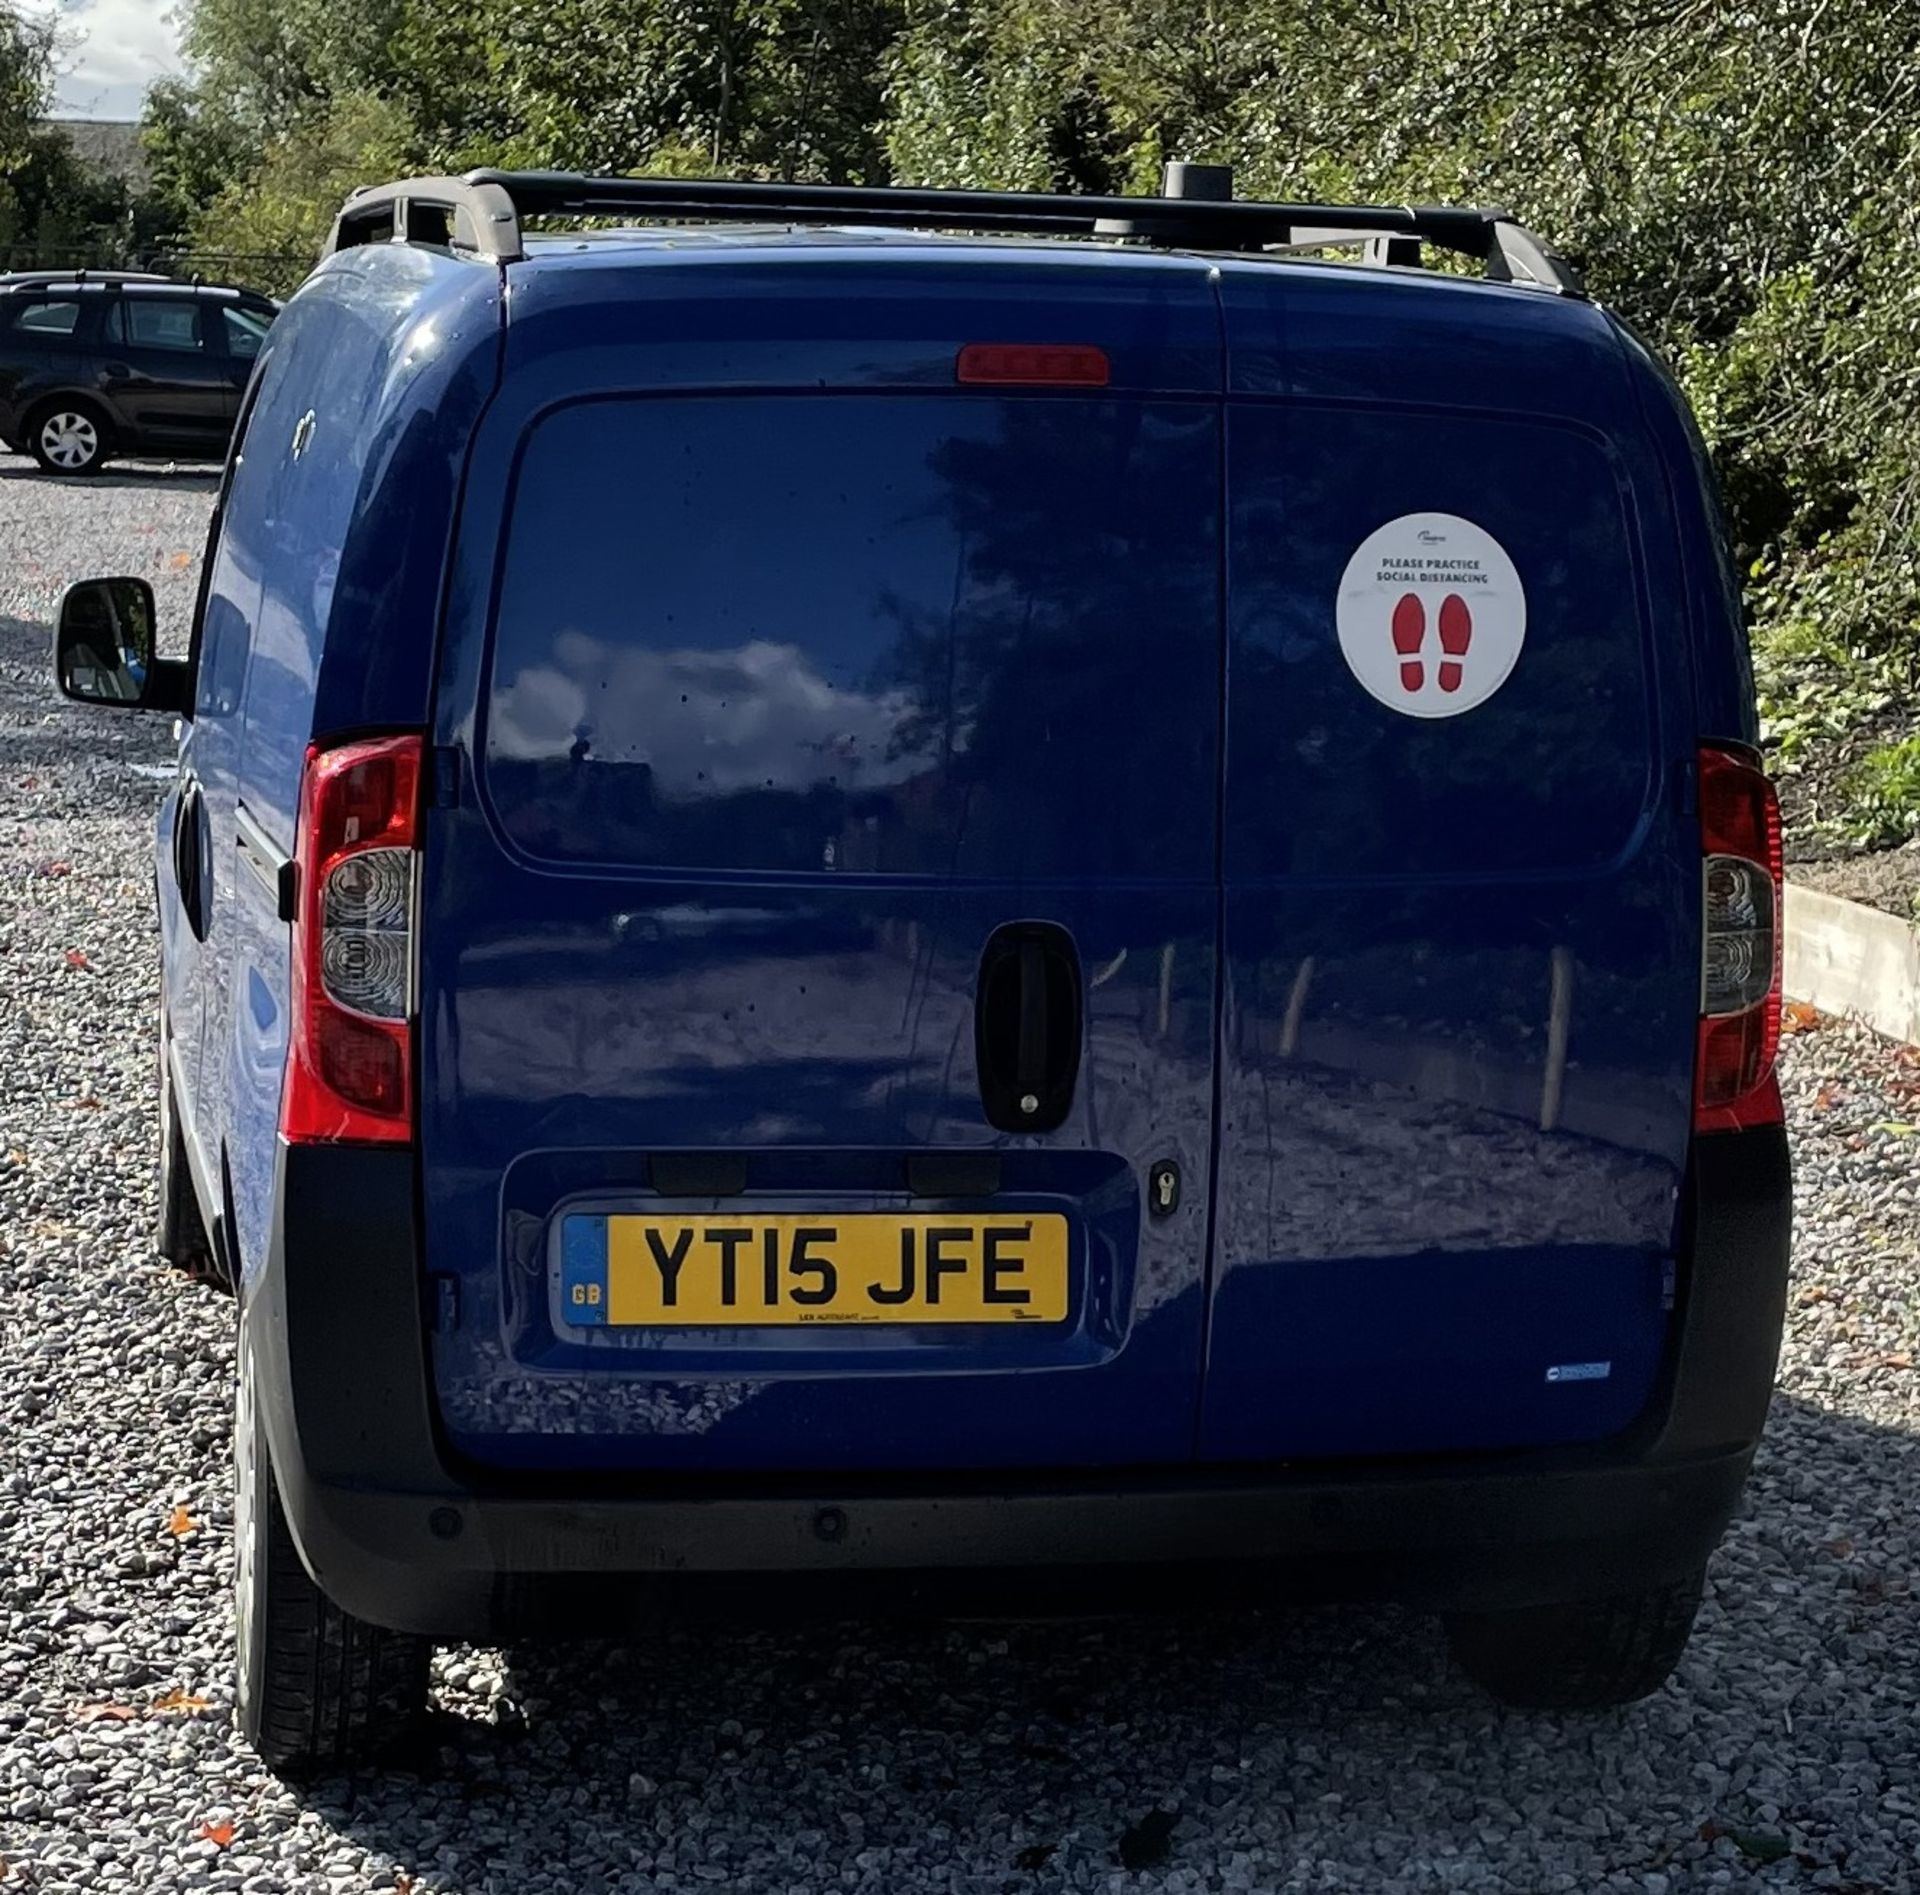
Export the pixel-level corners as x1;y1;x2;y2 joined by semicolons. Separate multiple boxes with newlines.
188;90;422;287
0;1;57;242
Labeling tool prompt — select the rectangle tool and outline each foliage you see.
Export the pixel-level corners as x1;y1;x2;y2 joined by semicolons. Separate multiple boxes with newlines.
1842;738;1920;851
0;0;56;240
188;91;420;290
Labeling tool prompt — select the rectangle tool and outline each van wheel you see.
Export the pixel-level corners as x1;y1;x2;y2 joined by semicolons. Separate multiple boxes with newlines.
1444;1571;1704;1709
233;1306;431;1777
157;1002;224;1286
29;400;110;475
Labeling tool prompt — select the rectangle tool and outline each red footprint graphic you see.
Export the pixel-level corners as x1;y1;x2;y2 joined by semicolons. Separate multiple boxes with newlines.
1391;593;1426;693
1438;593;1472;692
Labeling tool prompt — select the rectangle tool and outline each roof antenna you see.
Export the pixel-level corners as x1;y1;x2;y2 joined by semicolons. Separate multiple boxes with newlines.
1161;161;1233;201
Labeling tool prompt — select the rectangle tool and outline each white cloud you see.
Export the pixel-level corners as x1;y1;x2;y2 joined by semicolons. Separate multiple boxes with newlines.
24;0;183;120
490;635;930;796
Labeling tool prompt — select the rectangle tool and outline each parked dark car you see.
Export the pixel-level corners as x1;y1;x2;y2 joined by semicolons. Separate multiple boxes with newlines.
0;275;276;473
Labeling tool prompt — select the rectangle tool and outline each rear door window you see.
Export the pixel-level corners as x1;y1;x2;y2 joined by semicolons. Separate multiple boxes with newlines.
483;393;1221;881
108;297;206;352
1227;407;1656;878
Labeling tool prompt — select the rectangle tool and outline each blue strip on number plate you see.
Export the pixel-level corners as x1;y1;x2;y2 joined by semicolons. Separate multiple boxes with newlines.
561;1215;610;1326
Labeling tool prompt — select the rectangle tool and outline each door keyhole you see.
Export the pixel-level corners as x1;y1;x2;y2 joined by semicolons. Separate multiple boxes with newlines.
1150;1160;1181;1217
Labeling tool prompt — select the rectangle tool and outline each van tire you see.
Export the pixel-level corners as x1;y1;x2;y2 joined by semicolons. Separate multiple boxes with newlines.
27;398;111;475
1444;1571;1704;1709
157;1001;222;1286
233;1308;431;1777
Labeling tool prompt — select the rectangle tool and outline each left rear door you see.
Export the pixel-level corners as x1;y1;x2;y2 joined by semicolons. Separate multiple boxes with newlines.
417;256;1228;1476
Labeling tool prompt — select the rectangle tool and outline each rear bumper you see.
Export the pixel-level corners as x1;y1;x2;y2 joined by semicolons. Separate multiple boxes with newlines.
252;1129;1790;1639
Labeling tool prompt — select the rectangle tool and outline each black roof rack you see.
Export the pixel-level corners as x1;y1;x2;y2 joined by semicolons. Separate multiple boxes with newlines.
326;164;1583;297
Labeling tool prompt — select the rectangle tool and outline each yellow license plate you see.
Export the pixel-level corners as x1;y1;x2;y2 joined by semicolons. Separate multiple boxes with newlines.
564;1212;1070;1326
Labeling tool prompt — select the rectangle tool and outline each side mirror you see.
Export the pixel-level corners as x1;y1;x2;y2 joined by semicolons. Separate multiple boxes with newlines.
53;578;189;714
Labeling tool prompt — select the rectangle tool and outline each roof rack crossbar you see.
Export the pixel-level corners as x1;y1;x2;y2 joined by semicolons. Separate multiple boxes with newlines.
325;171;1583;296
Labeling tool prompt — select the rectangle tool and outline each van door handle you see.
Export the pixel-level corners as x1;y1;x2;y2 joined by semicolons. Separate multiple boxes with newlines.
975;922;1083;1134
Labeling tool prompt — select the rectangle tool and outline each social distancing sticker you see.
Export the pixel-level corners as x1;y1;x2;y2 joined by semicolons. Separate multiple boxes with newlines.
1335;513;1526;718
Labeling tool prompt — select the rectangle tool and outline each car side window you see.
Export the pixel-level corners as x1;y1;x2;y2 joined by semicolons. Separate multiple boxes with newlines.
222;306;270;361
107;297;204;352
10;299;80;336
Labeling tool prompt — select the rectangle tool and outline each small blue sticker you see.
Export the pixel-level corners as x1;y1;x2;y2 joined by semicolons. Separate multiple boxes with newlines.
1545;1360;1612;1384
560;1215;610;1327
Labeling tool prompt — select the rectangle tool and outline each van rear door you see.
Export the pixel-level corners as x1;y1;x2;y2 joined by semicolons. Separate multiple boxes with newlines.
419;252;1225;1474
1203;272;1702;1461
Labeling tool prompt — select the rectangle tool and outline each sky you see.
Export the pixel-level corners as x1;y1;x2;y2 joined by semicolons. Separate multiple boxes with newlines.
23;0;184;121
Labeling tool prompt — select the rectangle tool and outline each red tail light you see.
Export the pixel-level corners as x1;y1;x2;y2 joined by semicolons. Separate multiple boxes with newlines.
281;735;423;1145
1694;742;1784;1134
956;343;1110;387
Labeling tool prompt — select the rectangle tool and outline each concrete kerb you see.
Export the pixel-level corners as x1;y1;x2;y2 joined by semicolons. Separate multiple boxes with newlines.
1784;883;1920;1048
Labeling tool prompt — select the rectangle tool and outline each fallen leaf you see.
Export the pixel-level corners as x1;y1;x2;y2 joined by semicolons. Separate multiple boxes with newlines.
395;1878;416;1895
72;1096;101;1111
64;948;92;971
167;1504;196;1537
1797;1285;1831;1306
33;860;71;879
1697;1821;1727;1843
1013;1843;1056;1871
1872;1121;1918;1137
1878;1352;1913;1371
1781;1000;1824;1035
199;1820;235;1850
1813;1082;1841;1112
150;1687;212;1715
168;552;193;571
72;1702;139;1724
1826;1537;1856;1560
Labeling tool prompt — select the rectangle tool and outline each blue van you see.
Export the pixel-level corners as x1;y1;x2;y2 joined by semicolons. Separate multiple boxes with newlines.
55;167;1791;1774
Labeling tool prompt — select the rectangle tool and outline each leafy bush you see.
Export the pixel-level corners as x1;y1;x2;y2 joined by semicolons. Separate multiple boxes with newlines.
1843;739;1920;850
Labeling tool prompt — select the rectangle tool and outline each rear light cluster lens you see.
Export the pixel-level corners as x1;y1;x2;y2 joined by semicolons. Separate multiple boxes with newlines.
281;736;423;1144
321;850;412;1017
1695;743;1784;1133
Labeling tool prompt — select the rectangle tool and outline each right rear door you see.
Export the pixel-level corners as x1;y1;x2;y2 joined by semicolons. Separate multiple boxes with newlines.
1204;285;1702;1462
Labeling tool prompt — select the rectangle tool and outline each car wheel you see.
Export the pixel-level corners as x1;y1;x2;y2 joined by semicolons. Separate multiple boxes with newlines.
157;1001;225;1288
1444;1570;1704;1710
29;401;110;475
233;1303;432;1777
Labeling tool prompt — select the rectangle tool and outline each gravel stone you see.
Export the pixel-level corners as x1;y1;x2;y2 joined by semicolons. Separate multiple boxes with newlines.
1;455;1917;1891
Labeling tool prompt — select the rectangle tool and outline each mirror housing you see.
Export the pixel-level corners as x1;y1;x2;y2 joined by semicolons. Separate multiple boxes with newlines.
53;577;190;714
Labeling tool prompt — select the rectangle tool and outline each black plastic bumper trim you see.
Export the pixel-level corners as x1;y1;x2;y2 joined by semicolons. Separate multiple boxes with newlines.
249;1126;1789;1639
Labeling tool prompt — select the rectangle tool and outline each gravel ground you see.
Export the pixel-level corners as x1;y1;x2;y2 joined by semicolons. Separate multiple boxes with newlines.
2;457;1918;1894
